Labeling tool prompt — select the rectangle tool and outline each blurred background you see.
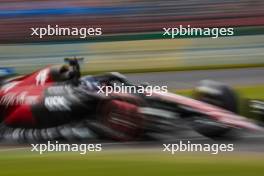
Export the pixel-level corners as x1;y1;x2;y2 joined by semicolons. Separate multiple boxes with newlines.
0;0;264;73
0;1;264;176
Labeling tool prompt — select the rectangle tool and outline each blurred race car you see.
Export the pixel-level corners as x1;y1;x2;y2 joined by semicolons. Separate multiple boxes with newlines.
247;99;264;122
0;58;262;142
249;100;264;114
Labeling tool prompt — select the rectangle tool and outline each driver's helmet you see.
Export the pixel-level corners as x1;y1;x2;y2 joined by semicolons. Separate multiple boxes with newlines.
80;76;99;91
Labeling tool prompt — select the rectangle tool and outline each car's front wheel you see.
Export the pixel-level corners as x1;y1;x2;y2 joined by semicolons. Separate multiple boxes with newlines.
191;116;231;138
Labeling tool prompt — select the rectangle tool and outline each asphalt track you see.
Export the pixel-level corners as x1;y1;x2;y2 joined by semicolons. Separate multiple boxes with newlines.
125;67;264;89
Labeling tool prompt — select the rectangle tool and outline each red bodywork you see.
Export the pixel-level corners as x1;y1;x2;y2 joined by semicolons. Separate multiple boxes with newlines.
0;66;54;127
0;66;263;133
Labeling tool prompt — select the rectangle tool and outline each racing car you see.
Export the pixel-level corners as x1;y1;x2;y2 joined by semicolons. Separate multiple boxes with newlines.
0;58;263;142
250;100;264;113
247;99;264;122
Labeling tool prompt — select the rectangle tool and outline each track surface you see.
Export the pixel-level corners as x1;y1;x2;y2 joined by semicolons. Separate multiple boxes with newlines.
126;68;264;89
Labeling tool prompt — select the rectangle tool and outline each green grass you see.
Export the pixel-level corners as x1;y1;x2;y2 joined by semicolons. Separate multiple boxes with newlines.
176;84;264;99
175;84;264;120
235;85;264;99
0;150;263;176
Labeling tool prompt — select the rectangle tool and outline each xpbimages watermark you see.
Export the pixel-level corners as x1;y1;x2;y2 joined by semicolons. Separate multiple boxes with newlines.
163;141;234;154
31;141;102;155
163;25;234;39
97;83;168;96
30;25;102;39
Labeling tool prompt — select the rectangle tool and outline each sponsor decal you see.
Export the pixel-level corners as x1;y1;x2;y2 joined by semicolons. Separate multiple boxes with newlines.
0;81;20;93
0;91;38;106
36;69;49;86
44;96;71;111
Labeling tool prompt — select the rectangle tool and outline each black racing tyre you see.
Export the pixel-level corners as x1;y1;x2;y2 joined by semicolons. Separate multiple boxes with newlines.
191;116;231;139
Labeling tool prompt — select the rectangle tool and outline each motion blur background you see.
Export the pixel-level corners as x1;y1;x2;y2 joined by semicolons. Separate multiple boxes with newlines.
0;0;263;73
0;1;264;176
